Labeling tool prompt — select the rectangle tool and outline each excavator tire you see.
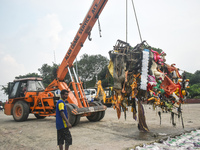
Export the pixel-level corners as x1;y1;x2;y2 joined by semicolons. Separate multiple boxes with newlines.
87;101;101;122
34;114;46;119
13;101;29;122
66;104;76;126
96;101;105;121
70;104;80;126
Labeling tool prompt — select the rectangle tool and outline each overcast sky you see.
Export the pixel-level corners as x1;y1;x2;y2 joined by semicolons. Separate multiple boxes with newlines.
0;0;200;101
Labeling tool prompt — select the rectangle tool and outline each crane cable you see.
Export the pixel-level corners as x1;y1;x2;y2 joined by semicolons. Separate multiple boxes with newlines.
126;0;143;43
126;0;128;42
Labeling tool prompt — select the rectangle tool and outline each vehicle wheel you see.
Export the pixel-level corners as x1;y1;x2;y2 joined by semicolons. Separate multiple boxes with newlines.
66;104;76;126
13;101;29;121
34;114;46;119
70;104;80;126
96;101;105;121
86;101;101;122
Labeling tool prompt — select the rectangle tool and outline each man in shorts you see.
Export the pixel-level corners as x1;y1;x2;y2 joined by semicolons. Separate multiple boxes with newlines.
56;89;72;150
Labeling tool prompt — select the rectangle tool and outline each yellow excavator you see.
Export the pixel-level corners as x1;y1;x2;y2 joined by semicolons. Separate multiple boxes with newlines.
94;80;114;107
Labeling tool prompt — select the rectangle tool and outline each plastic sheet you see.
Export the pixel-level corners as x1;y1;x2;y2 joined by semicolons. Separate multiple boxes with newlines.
135;130;200;150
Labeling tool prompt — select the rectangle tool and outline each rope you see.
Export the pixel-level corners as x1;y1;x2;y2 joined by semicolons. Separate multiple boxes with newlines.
126;0;128;42
131;0;143;43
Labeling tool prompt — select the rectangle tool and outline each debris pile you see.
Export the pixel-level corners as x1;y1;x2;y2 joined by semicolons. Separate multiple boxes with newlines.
108;40;190;131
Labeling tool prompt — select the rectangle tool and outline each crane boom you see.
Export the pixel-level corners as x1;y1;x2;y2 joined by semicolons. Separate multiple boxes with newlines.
57;0;108;81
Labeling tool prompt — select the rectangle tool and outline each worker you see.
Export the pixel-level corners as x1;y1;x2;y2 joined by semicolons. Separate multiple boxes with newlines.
56;89;72;150
22;85;27;96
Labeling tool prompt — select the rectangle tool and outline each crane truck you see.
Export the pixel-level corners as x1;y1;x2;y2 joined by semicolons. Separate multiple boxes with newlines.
4;0;108;126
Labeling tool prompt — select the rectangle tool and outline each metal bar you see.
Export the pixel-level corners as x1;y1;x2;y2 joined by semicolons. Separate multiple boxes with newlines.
72;67;79;83
67;67;73;81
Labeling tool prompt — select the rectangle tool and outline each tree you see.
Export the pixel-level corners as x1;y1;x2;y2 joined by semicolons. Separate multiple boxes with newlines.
38;63;58;87
1;85;9;95
77;54;109;84
184;71;193;81
185;70;200;98
188;83;200;98
188;70;200;85
15;73;41;79
84;66;114;88
98;65;113;88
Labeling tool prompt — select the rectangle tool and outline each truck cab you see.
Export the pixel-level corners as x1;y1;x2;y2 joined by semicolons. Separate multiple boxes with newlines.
8;77;45;99
4;77;56;121
84;88;97;102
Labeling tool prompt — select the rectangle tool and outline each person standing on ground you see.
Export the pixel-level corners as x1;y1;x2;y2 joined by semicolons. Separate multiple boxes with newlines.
56;89;72;150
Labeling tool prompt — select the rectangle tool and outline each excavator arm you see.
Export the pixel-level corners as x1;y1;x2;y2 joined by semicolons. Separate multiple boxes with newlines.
95;80;106;102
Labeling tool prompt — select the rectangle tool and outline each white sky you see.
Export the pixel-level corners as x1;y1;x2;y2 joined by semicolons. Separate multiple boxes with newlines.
0;0;200;101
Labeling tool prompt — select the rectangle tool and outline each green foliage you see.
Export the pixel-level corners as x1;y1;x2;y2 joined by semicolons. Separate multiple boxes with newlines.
184;71;193;80
15;73;41;79
1;85;9;95
77;54;109;82
188;83;200;98
184;70;200;98
84;66;114;89
97;66;113;88
38;63;59;87
85;76;96;89
188;70;200;85
76;54;114;89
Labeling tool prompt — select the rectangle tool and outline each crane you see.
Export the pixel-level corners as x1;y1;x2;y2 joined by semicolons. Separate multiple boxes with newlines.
4;0;108;126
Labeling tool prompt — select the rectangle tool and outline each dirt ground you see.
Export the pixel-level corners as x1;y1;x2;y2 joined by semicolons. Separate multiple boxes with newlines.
0;104;200;150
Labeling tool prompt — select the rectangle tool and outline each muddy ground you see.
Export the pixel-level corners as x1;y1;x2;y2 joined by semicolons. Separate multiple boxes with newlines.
0;104;200;150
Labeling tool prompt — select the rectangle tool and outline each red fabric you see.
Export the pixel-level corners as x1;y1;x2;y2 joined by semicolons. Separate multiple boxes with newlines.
147;83;155;91
166;64;176;73
160;76;178;96
166;64;182;78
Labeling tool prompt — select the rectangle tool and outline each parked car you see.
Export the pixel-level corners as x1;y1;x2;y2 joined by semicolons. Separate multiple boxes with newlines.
84;89;97;102
0;105;3;111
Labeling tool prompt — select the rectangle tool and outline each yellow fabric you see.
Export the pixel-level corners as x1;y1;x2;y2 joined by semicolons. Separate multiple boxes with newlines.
108;60;114;77
62;118;67;128
58;102;64;111
58;102;67;128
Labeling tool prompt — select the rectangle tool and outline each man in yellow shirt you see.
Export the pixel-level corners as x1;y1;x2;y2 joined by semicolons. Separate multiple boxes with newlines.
56;89;72;150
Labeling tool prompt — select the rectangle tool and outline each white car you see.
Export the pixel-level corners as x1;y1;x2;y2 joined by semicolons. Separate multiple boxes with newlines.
84;89;97;102
0;105;3;111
